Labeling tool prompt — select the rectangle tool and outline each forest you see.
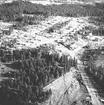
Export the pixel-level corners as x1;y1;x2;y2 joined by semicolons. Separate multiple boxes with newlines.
0;1;104;22
0;46;77;105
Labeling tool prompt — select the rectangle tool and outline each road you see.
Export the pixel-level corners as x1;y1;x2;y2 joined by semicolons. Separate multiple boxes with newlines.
64;35;103;105
76;47;103;105
77;61;103;105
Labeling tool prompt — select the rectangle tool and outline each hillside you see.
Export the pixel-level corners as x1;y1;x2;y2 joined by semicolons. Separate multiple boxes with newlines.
0;1;104;105
0;1;104;22
0;14;104;105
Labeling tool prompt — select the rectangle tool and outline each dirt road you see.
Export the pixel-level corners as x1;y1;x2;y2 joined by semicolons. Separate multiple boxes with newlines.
77;62;103;105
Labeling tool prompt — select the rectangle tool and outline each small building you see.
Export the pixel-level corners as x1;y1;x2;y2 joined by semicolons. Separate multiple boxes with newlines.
2;27;13;35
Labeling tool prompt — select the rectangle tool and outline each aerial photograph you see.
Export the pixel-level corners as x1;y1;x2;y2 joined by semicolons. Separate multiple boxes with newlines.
0;0;104;105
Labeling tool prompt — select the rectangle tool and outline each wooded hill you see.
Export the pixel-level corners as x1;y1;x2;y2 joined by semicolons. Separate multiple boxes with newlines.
0;1;104;21
0;46;77;105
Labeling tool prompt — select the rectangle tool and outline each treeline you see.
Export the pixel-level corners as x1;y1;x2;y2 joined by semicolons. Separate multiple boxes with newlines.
82;48;104;89
0;1;104;21
14;15;45;28
0;46;77;105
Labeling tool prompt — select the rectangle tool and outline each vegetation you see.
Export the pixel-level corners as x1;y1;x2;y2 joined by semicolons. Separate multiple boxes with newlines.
82;48;104;89
0;1;104;22
0;46;77;105
13;15;45;29
89;16;104;36
92;27;104;36
45;20;69;33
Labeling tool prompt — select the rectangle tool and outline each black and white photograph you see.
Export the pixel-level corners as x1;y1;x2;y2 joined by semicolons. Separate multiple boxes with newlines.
0;0;104;105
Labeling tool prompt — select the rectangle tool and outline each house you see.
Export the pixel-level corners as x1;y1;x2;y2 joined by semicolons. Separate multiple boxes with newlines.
2;27;13;35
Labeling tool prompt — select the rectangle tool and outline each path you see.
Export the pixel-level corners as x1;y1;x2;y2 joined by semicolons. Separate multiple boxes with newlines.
77;61;102;105
75;45;103;105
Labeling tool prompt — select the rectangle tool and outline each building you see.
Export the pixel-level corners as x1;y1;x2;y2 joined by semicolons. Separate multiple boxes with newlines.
2;27;13;35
